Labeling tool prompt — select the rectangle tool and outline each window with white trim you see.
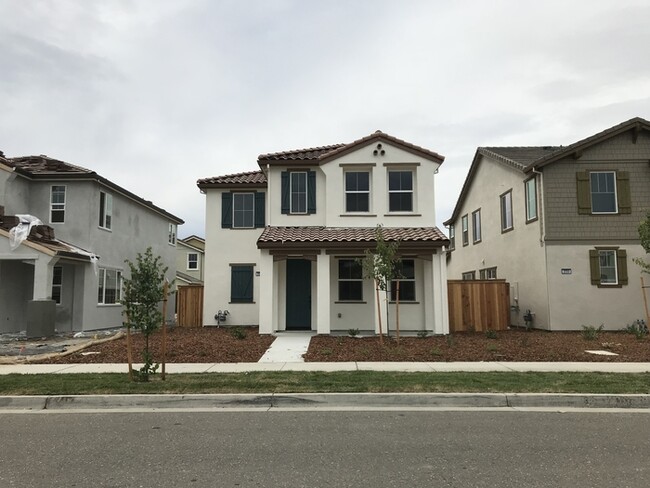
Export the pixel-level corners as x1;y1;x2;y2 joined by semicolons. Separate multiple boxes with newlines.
461;214;469;246
98;268;122;304
338;259;363;301
345;171;370;212
479;267;497;280
391;259;415;301
500;190;513;232
590;172;617;214
233;193;254;228
168;223;177;245
472;209;481;243
462;271;476;280
50;185;66;223
388;170;413;212
52;265;63;304
187;253;199;270
99;191;113;230
290;172;307;214
448;224;455;250
598;250;617;285
525;177;537;222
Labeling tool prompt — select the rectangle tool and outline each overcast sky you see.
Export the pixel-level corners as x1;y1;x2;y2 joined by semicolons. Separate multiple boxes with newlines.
2;0;649;237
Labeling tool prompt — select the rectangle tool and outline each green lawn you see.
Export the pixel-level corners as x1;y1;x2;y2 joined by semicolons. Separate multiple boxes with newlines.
0;371;649;395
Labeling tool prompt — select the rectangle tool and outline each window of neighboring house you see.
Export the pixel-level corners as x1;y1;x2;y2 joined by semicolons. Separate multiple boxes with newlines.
525;177;537;222
168;223;177;245
290;172;307;214
461;214;469;246
52;266;62;304
472;209;482;243
590;171;617;213
391;259;415;301
187;253;199;270
338;259;363;301
500;190;513;232
50;185;66;223
462;271;476;280
233;193;255;228
345;171;370;212
231;265;254;303
99;191;113;230
388;170;413;212
479;267;497;280
98;268;122;305
448;224;455;250
589;248;628;287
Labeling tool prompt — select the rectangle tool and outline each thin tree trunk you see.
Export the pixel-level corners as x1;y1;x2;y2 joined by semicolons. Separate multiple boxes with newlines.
396;279;400;344
375;280;383;345
162;281;168;381
385;289;390;338
125;315;133;382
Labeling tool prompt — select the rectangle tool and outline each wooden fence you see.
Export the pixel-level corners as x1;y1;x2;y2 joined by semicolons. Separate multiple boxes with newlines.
176;285;204;327
447;280;510;333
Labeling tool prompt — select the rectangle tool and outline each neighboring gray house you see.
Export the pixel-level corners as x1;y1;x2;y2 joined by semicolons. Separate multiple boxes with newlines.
445;117;650;330
175;235;205;285
0;153;184;334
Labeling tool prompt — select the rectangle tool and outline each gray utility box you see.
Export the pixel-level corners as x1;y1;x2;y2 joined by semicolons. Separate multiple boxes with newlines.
26;300;56;338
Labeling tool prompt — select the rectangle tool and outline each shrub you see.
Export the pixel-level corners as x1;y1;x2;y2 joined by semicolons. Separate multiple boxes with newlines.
581;324;604;341
624;319;648;340
417;330;428;339
348;328;360;337
230;327;247;340
485;329;498;339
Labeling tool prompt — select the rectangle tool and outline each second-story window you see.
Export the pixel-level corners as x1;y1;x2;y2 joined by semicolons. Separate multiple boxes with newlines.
388;171;413;212
290;172;307;214
345;172;370;212
99;191;113;230
500;190;513;232
233;193;255;228
50;185;66;223
187;253;199;270
461;214;469;246
472;209;481;243
590;172;617;213
449;224;455;250
168;223;177;245
525;177;537;222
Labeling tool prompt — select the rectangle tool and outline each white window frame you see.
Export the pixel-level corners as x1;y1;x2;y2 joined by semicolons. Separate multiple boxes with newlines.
168;223;177;245
98;268;122;305
290;171;308;214
187;252;199;270
387;170;414;212
232;192;255;228
50;185;66;224
391;259;416;302
344;171;371;213
338;258;364;301
525;177;537;222
500;190;513;232
448;224;455;250
99;191;113;230
472;209;481;243
461;214;469;246
599;250;618;285
590;171;618;214
479;267;497;280
462;271;476;280
52;265;63;304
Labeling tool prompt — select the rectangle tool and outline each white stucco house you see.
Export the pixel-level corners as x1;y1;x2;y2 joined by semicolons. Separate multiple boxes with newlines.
444;117;650;330
198;131;450;335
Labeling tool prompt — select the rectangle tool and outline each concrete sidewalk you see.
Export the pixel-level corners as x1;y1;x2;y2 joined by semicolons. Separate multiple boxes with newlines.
1;361;650;374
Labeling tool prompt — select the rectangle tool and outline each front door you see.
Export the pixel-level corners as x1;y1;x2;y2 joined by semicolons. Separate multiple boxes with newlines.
286;259;311;330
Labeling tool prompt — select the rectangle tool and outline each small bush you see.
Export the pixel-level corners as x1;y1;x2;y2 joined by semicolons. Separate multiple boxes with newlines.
486;343;499;352
430;347;443;357
320;348;333;356
417;330;428;339
446;335;455;347
581;324;604;341
624;319;648;340
485;329;498;339
230;327;247;340
348;328;360;337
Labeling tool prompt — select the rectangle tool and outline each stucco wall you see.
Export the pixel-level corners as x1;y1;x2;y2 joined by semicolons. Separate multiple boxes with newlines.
0;259;34;333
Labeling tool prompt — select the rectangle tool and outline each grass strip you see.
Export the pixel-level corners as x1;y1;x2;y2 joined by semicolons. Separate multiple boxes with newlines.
0;371;649;395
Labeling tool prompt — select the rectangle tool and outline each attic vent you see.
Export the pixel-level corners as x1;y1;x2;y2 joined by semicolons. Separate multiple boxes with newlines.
373;143;385;156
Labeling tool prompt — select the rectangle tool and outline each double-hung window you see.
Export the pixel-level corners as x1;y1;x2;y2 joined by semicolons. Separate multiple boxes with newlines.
290;172;307;214
472;209;481;243
589;248;628;287
168;223;177;245
98;268;122;304
187;253;199;270
52;266;63;304
448;225;455;250
231;265;254;303
233;193;255;228
345;172;370;212
500;190;513;232
50;185;66;223
99;191;113;230
525;177;537;222
590;172;617;213
461;214;469;246
338;259;363;301
388;171;413;212
391;259;415;301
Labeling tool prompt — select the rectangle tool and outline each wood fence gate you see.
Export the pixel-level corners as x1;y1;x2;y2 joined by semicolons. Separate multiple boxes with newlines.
176;285;204;327
447;280;510;333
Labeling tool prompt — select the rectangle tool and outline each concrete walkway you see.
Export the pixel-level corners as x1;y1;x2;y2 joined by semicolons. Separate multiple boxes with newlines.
258;332;313;363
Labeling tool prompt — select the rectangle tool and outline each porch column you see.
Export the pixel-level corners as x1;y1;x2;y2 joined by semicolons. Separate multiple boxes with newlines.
316;253;330;334
432;250;450;335
423;256;435;333
258;251;275;334
32;255;59;300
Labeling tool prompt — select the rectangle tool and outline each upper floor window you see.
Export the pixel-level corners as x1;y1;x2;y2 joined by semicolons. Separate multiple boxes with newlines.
338;259;363;301
461;214;469;246
448;224;455;250
345;172;370;212
472;209;481;243
500;190;513;232
168;223;177;245
52;265;63;304
99;191;113;230
525;177;537;222
233;193;255;228
98;268;122;305
50;185;66;223
388;171;413;212
590;172;617;213
187;253;199;270
281;171;316;215
391;259;415;301
290;172;307;214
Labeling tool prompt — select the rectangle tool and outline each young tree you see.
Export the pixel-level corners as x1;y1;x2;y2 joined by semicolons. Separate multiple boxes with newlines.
359;225;400;344
634;212;650;274
122;247;168;381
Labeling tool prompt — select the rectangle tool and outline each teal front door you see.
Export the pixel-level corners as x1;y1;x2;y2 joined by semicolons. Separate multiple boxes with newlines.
286;259;311;330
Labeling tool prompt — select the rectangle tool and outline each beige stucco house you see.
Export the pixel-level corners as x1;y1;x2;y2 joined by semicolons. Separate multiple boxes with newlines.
176;235;205;285
198;131;450;334
445;117;650;330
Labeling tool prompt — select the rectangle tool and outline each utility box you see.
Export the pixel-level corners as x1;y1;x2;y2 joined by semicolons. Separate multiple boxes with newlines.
26;300;56;338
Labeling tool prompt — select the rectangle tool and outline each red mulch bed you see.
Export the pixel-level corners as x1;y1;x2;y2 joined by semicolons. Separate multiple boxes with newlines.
303;330;650;362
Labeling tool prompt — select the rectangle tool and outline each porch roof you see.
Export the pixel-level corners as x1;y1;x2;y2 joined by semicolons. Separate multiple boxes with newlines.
257;226;449;250
0;226;95;262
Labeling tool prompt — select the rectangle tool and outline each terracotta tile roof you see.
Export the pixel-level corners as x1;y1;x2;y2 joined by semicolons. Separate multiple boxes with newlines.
258;144;345;162
8;155;95;175
197;170;267;187
258;226;449;248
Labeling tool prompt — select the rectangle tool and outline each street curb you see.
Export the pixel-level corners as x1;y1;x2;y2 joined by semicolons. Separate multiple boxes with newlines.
1;393;649;411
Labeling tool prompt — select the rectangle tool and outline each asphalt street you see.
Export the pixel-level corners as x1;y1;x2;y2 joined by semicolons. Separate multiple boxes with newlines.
1;410;649;487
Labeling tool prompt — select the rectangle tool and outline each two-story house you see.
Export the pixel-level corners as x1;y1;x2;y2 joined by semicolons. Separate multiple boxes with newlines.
176;235;205;285
198;131;450;335
445;117;650;330
0;153;184;334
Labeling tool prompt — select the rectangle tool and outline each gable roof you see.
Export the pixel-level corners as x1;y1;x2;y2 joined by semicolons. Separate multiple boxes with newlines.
197;170;267;189
6;154;184;224
444;117;650;226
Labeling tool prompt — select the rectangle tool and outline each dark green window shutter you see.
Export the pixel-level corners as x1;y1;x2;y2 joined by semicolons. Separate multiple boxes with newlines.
576;171;591;214
221;192;232;228
231;266;253;302
281;172;290;214
617;249;628;285
589;250;600;285
254;192;265;228
307;171;316;214
616;171;631;214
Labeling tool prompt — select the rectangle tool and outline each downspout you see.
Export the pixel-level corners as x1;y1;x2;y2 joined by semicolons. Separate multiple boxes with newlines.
531;166;551;330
